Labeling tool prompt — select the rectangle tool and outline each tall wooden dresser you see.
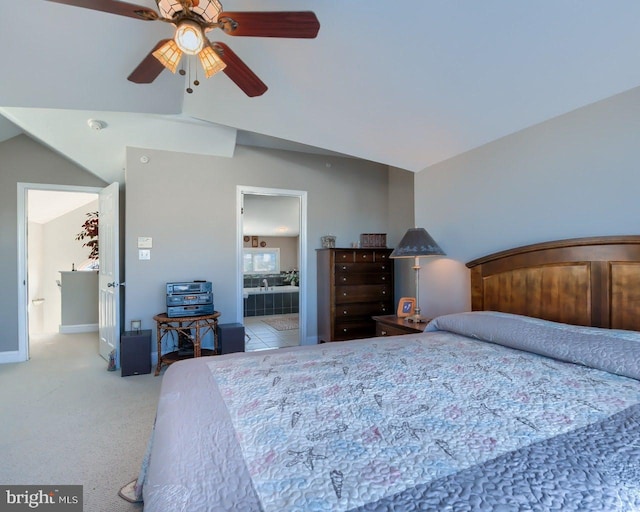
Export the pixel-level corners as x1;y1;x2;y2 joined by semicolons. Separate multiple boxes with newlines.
317;248;394;342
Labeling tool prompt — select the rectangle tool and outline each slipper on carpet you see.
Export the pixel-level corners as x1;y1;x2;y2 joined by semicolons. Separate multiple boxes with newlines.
118;479;142;503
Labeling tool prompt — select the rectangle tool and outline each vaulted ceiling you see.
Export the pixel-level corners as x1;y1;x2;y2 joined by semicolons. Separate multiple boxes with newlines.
1;1;640;185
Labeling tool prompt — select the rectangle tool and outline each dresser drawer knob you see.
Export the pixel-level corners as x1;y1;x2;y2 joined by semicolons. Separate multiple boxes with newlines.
381;276;385;281
343;292;347;296
381;266;386;270
342;277;347;282
363;255;368;259
342;266;347;270
381;330;387;336
382;291;386;295
343;310;348;315
343;328;348;333
382;307;387;312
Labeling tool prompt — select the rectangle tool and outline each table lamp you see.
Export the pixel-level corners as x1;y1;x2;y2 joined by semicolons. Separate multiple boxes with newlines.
390;227;445;322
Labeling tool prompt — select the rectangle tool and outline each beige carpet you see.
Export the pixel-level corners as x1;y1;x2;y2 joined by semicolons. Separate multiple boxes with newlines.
0;332;162;512
261;314;299;331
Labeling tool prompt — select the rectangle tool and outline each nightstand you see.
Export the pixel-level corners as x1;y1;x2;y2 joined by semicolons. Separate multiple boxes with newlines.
372;315;430;337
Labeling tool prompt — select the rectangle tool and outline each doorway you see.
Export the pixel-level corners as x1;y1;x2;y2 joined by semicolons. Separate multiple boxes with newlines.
17;183;103;362
237;186;307;349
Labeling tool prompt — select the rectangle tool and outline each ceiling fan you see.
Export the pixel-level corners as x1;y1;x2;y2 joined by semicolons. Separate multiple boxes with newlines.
46;0;320;97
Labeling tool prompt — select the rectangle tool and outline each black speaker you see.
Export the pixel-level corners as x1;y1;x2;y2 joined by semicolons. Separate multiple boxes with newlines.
121;330;151;377
217;323;245;354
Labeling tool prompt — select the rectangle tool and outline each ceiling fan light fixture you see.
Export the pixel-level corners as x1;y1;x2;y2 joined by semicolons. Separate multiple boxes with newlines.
175;20;205;55
51;0;319;96
156;0;222;23
190;0;223;24
155;0;185;20
152;39;183;73
199;45;226;78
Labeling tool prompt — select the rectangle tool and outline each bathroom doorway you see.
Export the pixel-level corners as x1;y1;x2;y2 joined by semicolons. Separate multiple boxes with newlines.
15;183;102;364
26;189;100;336
237;186;307;350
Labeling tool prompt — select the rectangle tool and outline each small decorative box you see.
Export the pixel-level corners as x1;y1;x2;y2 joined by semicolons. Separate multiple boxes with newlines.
360;233;387;248
321;235;336;248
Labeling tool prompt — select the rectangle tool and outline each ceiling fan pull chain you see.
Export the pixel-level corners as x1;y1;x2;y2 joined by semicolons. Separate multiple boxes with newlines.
186;57;193;94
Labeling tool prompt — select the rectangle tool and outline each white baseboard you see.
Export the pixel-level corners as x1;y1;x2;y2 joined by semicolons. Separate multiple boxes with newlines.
59;323;99;334
0;350;26;364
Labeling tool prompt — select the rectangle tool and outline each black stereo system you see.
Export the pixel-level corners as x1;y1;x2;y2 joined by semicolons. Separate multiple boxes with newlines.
166;281;214;317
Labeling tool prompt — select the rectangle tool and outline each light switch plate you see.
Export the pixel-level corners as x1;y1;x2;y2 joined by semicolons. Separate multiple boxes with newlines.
139;249;151;260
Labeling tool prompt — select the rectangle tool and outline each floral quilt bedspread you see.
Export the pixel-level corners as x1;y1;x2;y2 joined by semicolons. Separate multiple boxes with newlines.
207;329;640;511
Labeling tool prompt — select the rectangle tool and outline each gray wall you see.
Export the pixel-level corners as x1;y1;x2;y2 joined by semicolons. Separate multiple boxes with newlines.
414;85;640;317
124;145;409;349
387;167;416;304
0;135;106;353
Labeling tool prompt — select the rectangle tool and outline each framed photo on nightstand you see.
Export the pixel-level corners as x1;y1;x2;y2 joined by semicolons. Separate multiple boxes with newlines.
397;297;416;318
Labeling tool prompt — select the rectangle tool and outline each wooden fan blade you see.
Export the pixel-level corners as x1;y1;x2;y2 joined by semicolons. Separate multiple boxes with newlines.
128;40;171;84
45;0;158;21
211;42;267;97
218;11;320;38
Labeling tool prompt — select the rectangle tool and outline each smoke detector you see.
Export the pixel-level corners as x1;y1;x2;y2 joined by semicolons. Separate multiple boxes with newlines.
87;119;107;131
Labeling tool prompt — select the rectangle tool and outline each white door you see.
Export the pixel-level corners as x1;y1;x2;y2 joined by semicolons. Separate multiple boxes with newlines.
98;182;120;361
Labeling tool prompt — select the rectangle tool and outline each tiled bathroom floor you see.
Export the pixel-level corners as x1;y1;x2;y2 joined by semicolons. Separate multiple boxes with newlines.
244;314;300;352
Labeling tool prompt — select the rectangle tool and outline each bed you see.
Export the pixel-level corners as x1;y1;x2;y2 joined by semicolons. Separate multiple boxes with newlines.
136;236;640;511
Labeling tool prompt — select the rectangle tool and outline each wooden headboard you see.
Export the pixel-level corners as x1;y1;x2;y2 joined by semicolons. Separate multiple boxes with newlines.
466;236;640;331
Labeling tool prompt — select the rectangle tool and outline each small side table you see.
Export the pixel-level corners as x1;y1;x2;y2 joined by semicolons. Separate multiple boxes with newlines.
153;311;221;375
372;315;430;337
